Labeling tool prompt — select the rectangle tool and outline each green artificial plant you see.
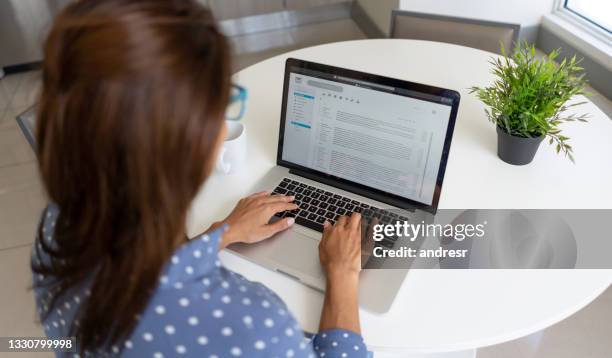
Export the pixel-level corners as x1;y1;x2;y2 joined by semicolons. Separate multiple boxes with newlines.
470;42;589;162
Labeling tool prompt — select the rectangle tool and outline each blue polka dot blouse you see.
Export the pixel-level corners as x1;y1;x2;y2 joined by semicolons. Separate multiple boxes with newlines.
32;205;368;357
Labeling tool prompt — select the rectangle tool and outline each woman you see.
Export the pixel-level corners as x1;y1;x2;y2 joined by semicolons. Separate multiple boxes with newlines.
32;0;366;357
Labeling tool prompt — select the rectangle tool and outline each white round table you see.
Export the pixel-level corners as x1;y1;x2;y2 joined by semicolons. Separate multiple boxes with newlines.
186;40;612;354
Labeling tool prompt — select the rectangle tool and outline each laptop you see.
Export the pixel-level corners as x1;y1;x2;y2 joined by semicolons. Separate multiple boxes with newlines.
230;58;460;313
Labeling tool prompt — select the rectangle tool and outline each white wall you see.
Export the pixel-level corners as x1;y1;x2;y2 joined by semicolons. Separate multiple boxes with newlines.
356;0;399;36
398;0;555;41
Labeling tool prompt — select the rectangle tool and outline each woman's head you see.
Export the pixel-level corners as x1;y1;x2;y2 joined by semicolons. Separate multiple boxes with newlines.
33;0;231;351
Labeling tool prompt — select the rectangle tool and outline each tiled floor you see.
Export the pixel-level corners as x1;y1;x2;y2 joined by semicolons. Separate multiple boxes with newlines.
0;18;611;358
0;69;49;357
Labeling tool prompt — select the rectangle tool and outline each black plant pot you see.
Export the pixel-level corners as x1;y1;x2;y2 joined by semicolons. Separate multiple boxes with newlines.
496;126;544;165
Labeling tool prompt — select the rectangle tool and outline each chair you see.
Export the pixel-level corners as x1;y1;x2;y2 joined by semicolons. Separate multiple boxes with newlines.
16;105;37;151
389;10;520;55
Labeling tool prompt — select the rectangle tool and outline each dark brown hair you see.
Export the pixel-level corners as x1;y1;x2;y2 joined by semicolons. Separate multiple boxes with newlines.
32;0;231;352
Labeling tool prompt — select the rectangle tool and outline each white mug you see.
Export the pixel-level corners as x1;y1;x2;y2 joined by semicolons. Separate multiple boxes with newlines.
216;121;246;175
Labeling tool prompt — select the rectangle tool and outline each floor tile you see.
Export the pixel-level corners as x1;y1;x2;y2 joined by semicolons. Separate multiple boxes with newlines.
9;71;42;113
0;245;53;357
0;245;46;337
0;72;26;104
0;106;14;132
0;106;9;132
1;106;30;133
0;79;13;110
0;161;41;195
0;121;36;167
0;180;46;250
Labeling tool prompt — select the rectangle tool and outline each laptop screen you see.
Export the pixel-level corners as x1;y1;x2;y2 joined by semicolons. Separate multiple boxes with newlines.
279;61;458;210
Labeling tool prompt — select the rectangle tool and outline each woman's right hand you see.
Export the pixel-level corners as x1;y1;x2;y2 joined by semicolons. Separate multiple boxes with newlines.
319;213;362;277
214;191;298;250
318;213;363;334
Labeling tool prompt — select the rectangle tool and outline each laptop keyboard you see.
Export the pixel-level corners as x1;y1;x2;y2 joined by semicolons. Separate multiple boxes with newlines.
272;177;409;247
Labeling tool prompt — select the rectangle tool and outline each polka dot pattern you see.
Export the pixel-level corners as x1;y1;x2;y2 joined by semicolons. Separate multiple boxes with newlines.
32;205;368;357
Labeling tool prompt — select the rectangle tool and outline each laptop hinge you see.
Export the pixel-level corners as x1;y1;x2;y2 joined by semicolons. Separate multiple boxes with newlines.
288;168;416;212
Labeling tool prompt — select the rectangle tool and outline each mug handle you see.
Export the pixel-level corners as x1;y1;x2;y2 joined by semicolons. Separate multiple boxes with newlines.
216;147;231;174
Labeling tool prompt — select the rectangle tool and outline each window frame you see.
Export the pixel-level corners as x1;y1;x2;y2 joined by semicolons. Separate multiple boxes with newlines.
562;0;611;35
552;0;612;43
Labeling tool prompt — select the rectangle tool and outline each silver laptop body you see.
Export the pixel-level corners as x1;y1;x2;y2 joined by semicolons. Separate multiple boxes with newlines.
230;58;460;313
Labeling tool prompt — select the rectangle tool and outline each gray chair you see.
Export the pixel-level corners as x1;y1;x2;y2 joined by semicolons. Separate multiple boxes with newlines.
16;105;37;151
389;10;520;55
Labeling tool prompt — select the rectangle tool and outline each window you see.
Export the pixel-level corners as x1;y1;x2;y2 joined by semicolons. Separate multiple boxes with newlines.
563;0;611;34
544;0;611;91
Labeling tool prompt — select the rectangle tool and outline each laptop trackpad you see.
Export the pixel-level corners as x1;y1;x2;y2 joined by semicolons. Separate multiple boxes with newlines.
269;231;323;278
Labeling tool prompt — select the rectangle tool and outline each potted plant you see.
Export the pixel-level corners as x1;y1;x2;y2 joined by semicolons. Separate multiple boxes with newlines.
470;42;589;165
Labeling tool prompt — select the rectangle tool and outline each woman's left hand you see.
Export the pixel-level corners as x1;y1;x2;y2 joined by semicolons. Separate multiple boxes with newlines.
210;191;298;250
